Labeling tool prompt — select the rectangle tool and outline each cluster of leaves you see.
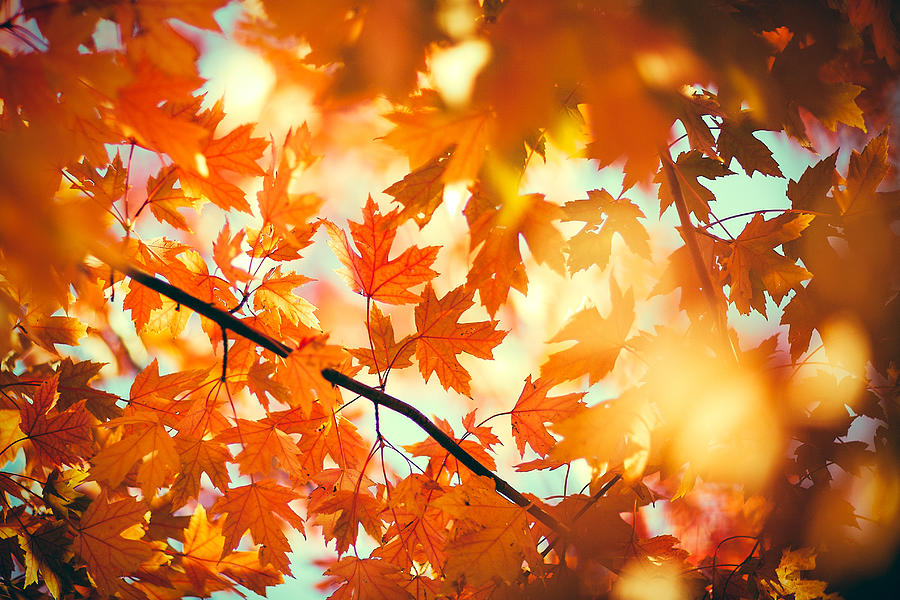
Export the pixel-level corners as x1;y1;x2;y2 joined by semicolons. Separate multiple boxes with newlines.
1;1;899;599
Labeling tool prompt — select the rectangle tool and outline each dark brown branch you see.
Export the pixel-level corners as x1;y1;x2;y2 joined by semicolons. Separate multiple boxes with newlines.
124;266;293;358
110;251;568;536
540;473;621;557
321;368;569;537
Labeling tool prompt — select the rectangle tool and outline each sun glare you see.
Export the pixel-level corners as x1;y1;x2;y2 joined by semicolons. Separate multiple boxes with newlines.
200;41;276;123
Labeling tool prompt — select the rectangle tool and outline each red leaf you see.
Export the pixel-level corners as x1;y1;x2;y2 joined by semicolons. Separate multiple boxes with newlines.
325;196;439;304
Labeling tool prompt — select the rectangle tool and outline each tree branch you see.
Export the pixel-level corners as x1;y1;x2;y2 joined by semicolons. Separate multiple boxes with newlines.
123;265;294;358
658;148;726;333
110;254;568;536
321;368;569;536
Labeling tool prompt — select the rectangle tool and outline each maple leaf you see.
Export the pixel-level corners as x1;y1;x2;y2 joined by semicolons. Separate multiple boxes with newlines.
465;190;567;315
0;409;21;467
562;189;651;273
325;196;439;304
252;265;319;332
258;125;323;244
181;504;282;596
412;284;507;396
763;547;841;600
383;154;448;228
373;474;448;570
721;213;814;315
308;488;385;555
848;0;900;68
348;304;415;376
510;376;586;457
124;279;163;333
655;150;734;223
552;391;656;481
212;479;305;574
216;417;305;479
651;228;728;316
213;223;251;284
145;166;197;231
676;91;720;156
324;556;415;600
273;333;348;414
111;61;207;171
717;116;784;177
833;129;890;217
382;108;492;183
129;359;207;413
20;314;88;353
72;491;151;597
20;520;70;598
170;436;231;508
18;375;93;471
461;410;500;450
50;358;121;420
432;477;536;587
90;412;180;497
540;282;634;384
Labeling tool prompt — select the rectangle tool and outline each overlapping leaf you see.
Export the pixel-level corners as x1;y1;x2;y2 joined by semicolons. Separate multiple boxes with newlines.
325;196;439;304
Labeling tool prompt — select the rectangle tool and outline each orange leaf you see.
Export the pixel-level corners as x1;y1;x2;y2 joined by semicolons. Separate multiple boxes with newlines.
465;191;566;315
324;556;415;600
18;375;92;470
170;436;231;508
383;155;448;228
212;479;304;574
540;282;634;384
123;279;163;333
373;474;448;570
202;122;267;176
413;284;507;396
510;376;586;457
654;150;733;223
111;61;206;171
91;412;180;497
181;504;282;596
348;304;415;376
145;165;197;231
216;418;304;479
325;195;439;304
252;266;318;332
213;223;251;284
404;418;496;483
273;334;347;415
562;189;651;273
382;109;492;183
722;213;813;315
72;491;151;597
308;488;385;555
129;359;207;411
21;314;88;353
432;477;535;587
